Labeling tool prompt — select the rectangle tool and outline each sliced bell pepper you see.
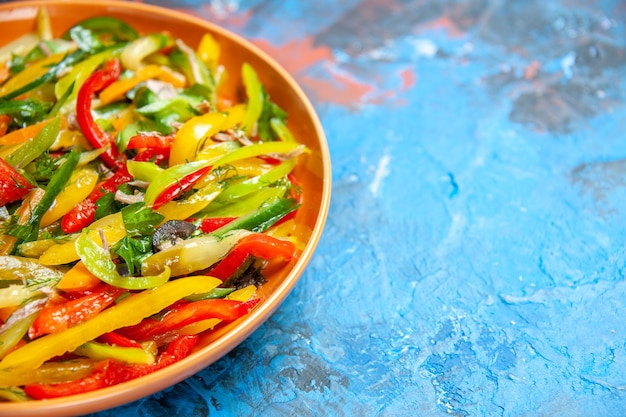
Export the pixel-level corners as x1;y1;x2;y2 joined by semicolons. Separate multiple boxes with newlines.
0;311;38;360
28;284;126;340
76;58;123;168
197;33;220;71
156;182;223;222
214;158;297;204
41;211;127;266
23;335;197;399
0;359;94;387
0;119;54;146
211;141;305;170
99;65;185;105
152;165;212;209
143;160;212;208
4;117;61;169
208;233;296;280
6;149;79;243
141;229;251;277
57;261;104;293
197;217;237;234
0;158;33;206
40;165;99;227
168;112;227;166
121;33;172;71
73;341;155;365
0;52;65;98
126;132;175;150
97;332;141;349
211;196;299;237
60;165;133;234
54;48;116;108
241;63;264;136
126;160;164;182
118;298;261;342
75;233;171;290
0;276;220;372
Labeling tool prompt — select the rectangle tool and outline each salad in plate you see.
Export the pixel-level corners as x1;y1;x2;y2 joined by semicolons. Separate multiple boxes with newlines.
0;8;306;401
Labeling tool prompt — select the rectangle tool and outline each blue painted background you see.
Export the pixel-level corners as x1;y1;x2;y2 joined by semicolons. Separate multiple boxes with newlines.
94;1;626;415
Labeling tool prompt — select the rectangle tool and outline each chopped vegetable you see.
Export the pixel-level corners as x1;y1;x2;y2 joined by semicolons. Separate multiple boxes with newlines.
0;11;306;401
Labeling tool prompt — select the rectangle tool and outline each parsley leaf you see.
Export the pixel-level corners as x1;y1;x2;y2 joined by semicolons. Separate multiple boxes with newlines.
110;203;164;276
94;193;120;221
121;203;164;236
111;235;152;276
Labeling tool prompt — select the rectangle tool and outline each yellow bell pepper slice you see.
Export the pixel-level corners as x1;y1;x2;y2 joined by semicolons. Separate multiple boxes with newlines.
0;275;222;372
177;285;256;336
99;65;186;105
197;33;220;71
40;166;99;227
223;103;247;129
38;212;126;266
57;261;103;292
0;52;65;97
156;182;223;222
169;112;227;166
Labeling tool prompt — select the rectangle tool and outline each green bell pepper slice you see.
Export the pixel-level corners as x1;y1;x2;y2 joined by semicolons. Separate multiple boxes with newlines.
75;233;171;290
241;62;263;136
143;160;212;206
5;117;61;169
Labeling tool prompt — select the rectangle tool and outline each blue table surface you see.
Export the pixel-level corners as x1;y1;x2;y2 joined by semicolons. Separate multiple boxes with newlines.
91;1;626;416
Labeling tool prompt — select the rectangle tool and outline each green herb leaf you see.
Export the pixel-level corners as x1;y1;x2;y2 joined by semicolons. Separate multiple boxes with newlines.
120;203;164;237
111;235;152;276
94;192;120;221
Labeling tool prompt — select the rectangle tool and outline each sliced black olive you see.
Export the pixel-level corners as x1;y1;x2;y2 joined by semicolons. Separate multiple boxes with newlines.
116;263;130;277
152;220;197;252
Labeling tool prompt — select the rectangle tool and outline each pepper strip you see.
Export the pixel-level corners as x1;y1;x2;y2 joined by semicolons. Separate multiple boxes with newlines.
143;160;212;208
60;166;133;234
28;284;126;339
24;335;197;399
0;158;33;206
208;233;296;280
75;233;171;290
152;165;212;209
117;298;261;342
0;276;221;372
76;58;123;168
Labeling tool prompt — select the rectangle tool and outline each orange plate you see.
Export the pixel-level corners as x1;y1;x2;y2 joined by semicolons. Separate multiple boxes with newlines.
0;1;331;416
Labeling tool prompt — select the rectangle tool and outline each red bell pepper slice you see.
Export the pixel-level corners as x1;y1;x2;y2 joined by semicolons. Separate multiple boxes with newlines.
76;58;123;168
152;165;212;209
28;284;126;339
117;298;261;342
0;157;33;206
197;217;237;233
208;233;296;280
60;165;134;234
126;133;175;150
24;335;198;399
133;147;170;164
97;332;142;349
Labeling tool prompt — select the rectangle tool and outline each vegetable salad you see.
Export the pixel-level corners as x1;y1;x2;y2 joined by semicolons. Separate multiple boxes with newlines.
0;8;306;401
